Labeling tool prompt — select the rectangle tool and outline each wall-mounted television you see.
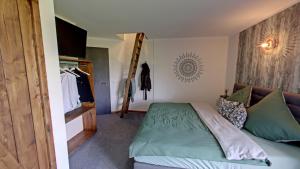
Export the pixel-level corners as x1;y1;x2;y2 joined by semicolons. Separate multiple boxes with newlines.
55;17;87;58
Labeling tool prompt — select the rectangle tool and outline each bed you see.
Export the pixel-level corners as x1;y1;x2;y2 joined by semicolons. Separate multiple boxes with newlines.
129;84;300;169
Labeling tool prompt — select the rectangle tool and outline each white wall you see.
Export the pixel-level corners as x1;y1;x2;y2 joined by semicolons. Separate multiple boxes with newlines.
66;116;83;140
87;35;154;112
88;36;229;110
153;37;229;106
39;0;69;168
225;34;239;94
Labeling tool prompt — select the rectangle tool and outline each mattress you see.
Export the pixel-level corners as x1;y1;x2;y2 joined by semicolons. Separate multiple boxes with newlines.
134;130;300;169
130;103;300;169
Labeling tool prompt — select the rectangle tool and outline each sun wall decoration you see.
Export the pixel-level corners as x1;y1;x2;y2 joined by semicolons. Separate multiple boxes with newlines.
173;52;204;83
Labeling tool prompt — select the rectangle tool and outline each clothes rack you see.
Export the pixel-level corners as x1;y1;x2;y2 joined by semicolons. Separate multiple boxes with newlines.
59;56;97;154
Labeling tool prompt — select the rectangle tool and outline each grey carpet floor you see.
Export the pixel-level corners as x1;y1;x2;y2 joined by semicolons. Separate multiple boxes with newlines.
69;113;145;169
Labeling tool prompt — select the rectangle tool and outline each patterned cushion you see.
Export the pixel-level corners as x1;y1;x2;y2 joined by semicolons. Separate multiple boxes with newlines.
216;98;247;129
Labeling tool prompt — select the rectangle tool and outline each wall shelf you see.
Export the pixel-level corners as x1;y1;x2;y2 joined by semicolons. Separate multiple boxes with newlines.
59;56;92;63
65;105;97;154
65;106;95;123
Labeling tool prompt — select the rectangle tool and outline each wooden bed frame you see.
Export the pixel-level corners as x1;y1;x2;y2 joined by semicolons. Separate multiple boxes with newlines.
234;84;300;124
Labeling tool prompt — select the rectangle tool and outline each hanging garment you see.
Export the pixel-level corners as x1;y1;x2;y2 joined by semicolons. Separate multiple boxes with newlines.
73;69;94;103
140;63;151;100
61;72;81;113
118;78;136;102
129;78;136;102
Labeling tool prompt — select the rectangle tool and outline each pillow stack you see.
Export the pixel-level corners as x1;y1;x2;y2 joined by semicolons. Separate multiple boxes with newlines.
217;85;300;142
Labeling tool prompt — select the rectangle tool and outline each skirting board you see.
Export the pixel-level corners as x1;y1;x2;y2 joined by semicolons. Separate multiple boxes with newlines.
67;130;96;154
112;110;147;114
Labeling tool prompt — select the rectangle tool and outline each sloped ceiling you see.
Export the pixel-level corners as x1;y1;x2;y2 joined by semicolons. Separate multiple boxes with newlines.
54;0;300;39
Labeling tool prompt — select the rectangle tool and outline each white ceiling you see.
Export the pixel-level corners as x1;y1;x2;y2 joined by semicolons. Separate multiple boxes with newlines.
54;0;300;39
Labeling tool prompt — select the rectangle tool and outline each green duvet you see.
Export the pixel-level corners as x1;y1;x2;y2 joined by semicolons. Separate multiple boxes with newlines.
129;103;267;166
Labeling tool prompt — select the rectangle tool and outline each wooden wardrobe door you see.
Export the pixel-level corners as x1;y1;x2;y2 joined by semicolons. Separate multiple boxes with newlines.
0;0;56;169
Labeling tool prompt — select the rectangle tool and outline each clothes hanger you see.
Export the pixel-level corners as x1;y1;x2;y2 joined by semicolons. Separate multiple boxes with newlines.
73;67;91;76
60;68;67;74
61;67;80;77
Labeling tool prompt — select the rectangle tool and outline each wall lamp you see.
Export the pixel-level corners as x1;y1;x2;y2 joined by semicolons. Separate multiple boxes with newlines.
259;36;279;51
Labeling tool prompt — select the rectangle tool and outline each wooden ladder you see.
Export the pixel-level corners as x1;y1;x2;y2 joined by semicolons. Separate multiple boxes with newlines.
120;33;145;118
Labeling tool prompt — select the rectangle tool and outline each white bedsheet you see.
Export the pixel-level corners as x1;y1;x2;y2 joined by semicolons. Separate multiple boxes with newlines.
135;130;300;169
134;102;300;169
191;102;268;161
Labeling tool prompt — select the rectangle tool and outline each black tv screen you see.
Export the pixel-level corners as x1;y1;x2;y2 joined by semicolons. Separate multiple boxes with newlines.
55;17;87;58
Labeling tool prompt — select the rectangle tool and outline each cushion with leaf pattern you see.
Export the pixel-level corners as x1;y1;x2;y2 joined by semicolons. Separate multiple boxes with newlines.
216;97;247;129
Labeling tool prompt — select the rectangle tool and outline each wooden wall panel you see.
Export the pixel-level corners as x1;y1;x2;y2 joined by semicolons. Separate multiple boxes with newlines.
0;29;17;160
0;0;39;168
236;3;300;93
16;0;51;168
30;0;57;167
0;0;17;158
0;0;56;168
82;108;97;131
0;143;24;169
